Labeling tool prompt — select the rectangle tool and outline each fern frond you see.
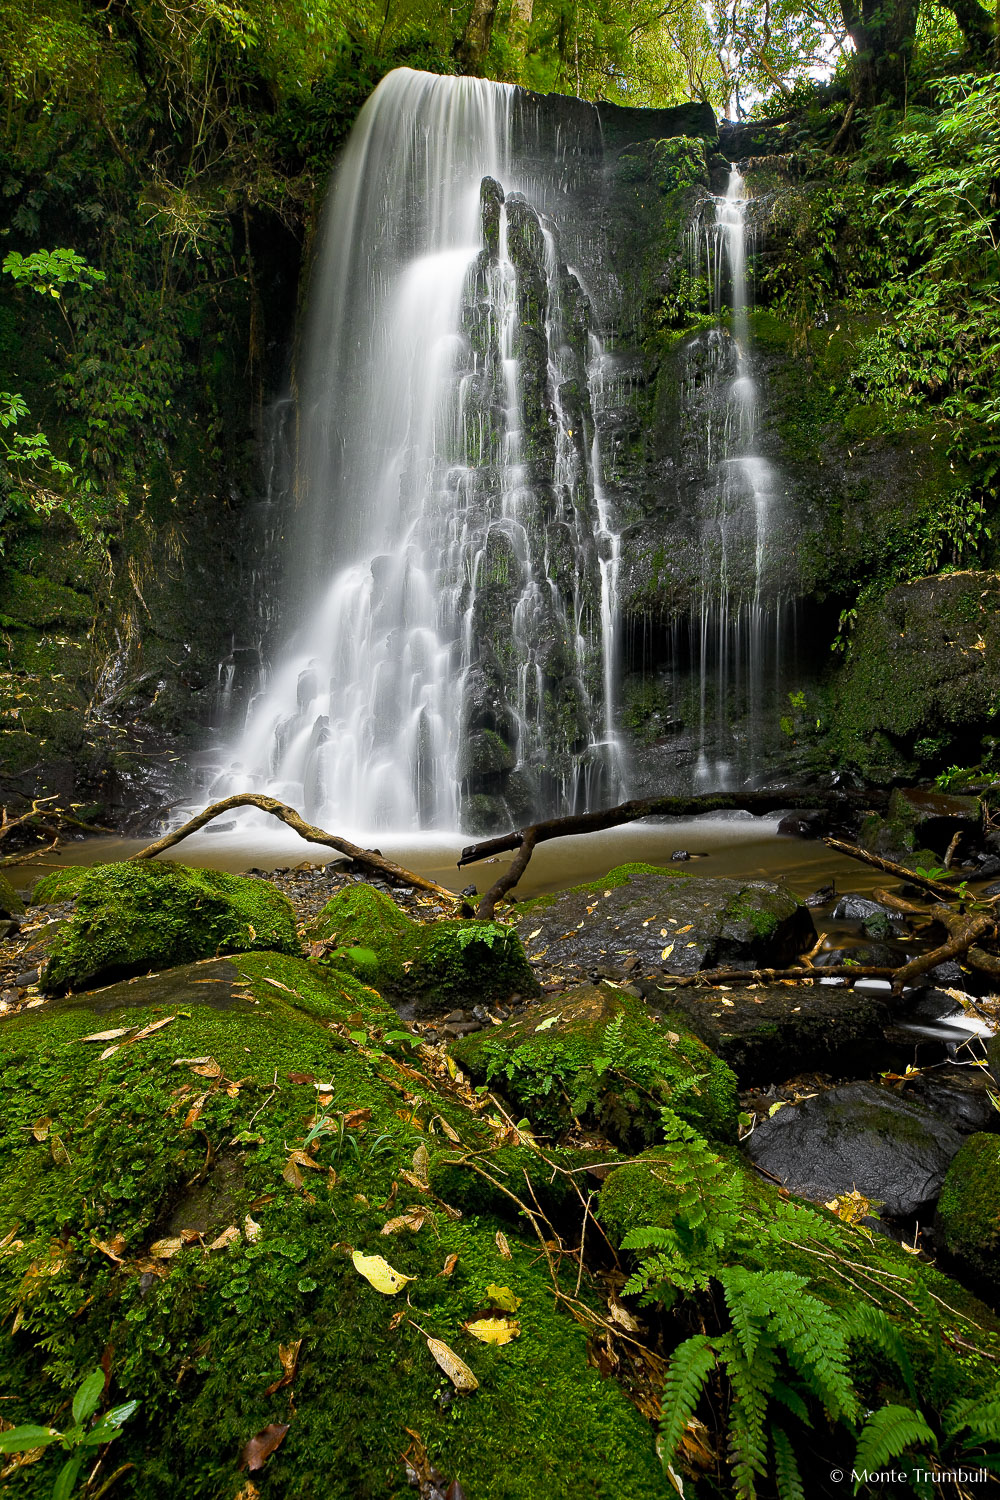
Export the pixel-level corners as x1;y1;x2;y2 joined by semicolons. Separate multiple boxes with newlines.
771;1424;806;1500
720;1331;776;1500
621;1225;677;1251
658;1335;717;1464
944;1392;1000;1447
769;1379;811;1427
853;1404;936;1480
847;1303;916;1399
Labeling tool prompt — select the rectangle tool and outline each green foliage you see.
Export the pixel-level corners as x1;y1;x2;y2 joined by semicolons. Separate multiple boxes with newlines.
0;1366;137;1499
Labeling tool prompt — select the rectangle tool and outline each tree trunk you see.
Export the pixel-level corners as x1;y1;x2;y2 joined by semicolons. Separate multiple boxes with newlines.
455;0;500;74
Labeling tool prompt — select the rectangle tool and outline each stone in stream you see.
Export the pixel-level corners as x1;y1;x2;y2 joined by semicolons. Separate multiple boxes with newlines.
510;862;814;982
745;1080;965;1220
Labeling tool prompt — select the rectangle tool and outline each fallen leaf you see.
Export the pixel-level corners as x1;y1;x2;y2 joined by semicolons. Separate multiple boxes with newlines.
190;1059;222;1079
381;1208;431;1235
465;1316;519;1345
238;1423;289;1473
676;925;693;934
282;1159;304;1190
526;928;542;940
388;1308;407;1331
351;1251;415;1295
286;1072;314;1085
244;1215;262;1243
661;944;674;960
411;1144;430;1184
148;1237;184;1259
426;1336;478;1391
234;1484;261;1500
80;1027;135;1044
31;1116;51;1142
438;1254;459;1278
131;1015;179;1042
173;1057;213;1068
607;1295;641;1331
208;1226;241;1252
534;1014;560;1032
437;1117;461;1143
343;1108;372;1129
91;1235;127;1264
484;1284;522;1313
261;977;296;994
286;1150;322;1171
49;1136;70;1166
264;1338;303;1395
495;1231;512;1260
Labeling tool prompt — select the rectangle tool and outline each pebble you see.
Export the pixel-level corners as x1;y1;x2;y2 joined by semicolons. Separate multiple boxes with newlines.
14;969;39;987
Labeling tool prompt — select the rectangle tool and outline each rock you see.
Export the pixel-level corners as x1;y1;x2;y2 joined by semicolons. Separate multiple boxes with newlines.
14;968;40;987
0;951;666;1498
929;960;966;985
776;812;824;838
804;884;835;909
815;942;907;969
670;849;690;861
936;1134;1000;1284
832;895;892;923
862;912;894;941
901;1067;998;1135
653;982;890;1087
512;863;814;980
36;861;300;995
984;881;1000;899
448;983;739;1146
745;1081;965;1219
306;883;539;1015
974;856;1000;879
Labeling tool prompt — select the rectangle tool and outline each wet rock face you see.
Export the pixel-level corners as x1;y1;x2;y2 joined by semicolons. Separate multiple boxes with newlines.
512;867;814;980
745;1081;966;1220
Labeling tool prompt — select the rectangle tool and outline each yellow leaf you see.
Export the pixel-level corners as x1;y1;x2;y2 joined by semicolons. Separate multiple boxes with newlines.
351;1251;415;1295
676;925;693;934
465;1316;519;1345
208;1226;241;1251
149;1237;184;1259
426;1336;478;1390
661;944;674;960
31;1116;51;1142
485;1283;522;1312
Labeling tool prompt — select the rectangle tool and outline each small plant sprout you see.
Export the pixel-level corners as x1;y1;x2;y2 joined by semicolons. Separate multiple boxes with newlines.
0;1367;137;1498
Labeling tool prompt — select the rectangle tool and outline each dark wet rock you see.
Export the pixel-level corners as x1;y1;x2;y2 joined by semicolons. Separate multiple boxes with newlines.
653;982;889;1087
745;1081;965;1219
974;856;1000;879
512;864;814;980
984;881;1000;899
815;941;908;969
14;968;40;987
804;884;836;909
929;959;967;985
449;982;739;1145
901;1067;998;1136
833;895;893;923
908;988;964;1023
777;812;824;838
671;849;690;861
862;912;895;941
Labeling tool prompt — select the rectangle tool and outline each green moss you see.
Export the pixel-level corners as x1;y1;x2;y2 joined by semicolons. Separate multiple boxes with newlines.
0;954;667;1500
0;570;93;628
308;884;539;1006
0;871;25;916
937;1134;1000;1281
516;862;687;917
38;861;300;994
450;984;738;1146
722;888;781;939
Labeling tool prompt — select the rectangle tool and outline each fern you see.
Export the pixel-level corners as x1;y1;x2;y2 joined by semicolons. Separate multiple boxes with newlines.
719;1330;777;1500
658;1334;717;1459
943;1390;1000;1451
847;1302;917;1400
771;1424;806;1500
853;1403;937;1480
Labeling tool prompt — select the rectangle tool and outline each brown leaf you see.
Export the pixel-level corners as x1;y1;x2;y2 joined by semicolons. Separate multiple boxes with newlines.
381;1207;431;1236
495;1231;512;1260
80;1026;136;1044
426;1337;478;1392
31;1116;51;1142
286;1150;322;1170
286;1072;314;1085
439;1118;461;1144
282;1159;304;1190
264;1338;303;1395
208;1226;241;1252
92;1234;127;1264
412;1143;430;1184
399;1170;428;1193
326;1168;338;1190
179;1229;203;1247
238;1422;289;1473
131;1015;179;1042
343;1108;372;1129
148;1237;184;1259
190;1058;222;1079
49;1136;70;1166
133;1259;169;1277
388;1309;407;1331
234;1485;261;1500
438;1254;459;1278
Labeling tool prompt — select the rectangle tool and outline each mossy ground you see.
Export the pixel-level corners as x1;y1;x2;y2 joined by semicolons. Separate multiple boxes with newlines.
35;860;301;994
450;983;739;1147
307;883;539;1008
514;862;688;917
937;1133;1000;1283
0;952;668;1499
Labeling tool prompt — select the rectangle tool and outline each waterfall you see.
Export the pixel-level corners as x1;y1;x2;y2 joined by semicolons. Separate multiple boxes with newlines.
211;69;625;836
683;166;789;789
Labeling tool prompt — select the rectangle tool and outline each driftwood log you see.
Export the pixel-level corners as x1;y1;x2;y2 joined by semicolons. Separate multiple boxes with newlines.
129;794;463;906
462;792;837;918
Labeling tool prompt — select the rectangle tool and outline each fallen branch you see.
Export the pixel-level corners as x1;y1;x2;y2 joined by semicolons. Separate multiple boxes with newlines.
661;965;897;987
129;794;462;906
823;838;960;903
466;791;834;918
890;915;995;996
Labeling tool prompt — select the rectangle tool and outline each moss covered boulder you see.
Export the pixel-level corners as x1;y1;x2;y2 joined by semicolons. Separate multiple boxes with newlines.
0;870;25;917
449;982;739;1146
937;1133;1000;1288
512;863;814;981
306;882;539;1014
0;953;669;1500
34;861;300;994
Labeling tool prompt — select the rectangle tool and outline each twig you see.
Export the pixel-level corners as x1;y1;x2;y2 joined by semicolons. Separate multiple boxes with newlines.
823;838;960;902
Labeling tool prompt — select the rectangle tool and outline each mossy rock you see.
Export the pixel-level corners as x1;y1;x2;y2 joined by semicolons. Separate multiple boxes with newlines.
937;1133;1000;1287
0;871;25;917
0;953;668;1500
35;861;300;994
449;983;739;1147
307;883;539;1014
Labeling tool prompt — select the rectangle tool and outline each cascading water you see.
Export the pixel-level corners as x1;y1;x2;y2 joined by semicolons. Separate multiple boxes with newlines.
682;166;789;788
210;69;624;835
